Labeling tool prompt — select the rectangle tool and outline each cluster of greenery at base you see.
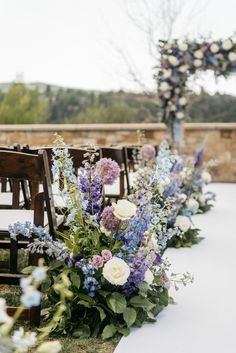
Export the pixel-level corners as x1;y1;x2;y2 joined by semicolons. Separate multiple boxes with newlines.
167;228;203;248
0;82;236;124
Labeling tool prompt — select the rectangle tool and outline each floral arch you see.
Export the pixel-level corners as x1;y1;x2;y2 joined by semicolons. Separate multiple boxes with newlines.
156;37;236;150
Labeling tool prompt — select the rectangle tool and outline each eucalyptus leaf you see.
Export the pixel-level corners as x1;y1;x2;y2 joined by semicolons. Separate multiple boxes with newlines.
102;324;117;339
70;271;81;290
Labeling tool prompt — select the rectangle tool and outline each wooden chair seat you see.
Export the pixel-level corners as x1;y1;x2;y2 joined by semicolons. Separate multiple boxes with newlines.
0;209;64;232
0;191;25;208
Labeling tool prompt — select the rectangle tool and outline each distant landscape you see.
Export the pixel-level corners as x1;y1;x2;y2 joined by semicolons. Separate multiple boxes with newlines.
0;82;235;124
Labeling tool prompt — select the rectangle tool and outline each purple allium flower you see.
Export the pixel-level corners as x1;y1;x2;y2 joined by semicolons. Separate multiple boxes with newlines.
194;148;204;168
140;144;156;161
95;158;120;185
100;206;120;232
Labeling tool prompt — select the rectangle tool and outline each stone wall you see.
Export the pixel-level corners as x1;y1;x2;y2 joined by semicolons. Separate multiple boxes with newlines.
0;123;235;182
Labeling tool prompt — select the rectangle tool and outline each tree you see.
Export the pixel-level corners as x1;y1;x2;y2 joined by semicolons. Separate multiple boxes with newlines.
0;83;48;124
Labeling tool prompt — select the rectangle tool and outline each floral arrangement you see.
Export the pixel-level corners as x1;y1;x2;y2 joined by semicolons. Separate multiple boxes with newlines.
0;260;72;353
156;36;236;127
133;141;215;248
9;136;193;339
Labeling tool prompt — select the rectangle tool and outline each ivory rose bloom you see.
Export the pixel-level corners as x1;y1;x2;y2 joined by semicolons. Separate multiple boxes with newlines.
176;111;185;120
222;39;233;50
102;258;130;285
193;59;202;67
159;81;171;91
179;42;188;51
179;97;187;106
168;55;179;67
201;171;212;184
186;198;199;211
198;194;206;205
228;52;236;62
194;50;203;59
210;43;219;53
144;268;154;285
112;200;137;220
175;215;191;232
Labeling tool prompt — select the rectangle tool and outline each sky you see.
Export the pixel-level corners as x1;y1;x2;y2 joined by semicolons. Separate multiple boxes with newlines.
0;0;236;95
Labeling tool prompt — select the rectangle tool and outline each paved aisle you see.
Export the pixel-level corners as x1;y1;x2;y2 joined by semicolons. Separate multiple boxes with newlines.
115;183;236;353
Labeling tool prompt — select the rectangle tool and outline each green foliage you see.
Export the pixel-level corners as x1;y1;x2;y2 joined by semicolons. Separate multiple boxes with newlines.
42;260;170;339
0;82;235;124
0;83;48;123
167;228;203;248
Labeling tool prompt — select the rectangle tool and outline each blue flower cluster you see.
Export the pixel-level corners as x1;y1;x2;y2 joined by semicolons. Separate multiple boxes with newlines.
80;263;100;297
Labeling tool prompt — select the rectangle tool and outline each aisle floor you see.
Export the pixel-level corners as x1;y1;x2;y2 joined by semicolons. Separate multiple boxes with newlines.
115;183;236;353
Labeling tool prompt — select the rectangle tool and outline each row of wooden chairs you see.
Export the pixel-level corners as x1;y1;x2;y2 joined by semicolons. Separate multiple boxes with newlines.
0;142;153;326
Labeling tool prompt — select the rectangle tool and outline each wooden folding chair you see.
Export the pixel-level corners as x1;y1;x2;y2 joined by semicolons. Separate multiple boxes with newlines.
0;149;64;326
100;147;130;198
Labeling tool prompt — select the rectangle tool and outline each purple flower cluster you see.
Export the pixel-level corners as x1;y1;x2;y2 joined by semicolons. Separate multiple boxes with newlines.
122;252;148;295
100;206;120;232
79;163;102;216
95;158;120;185
140;144;156;161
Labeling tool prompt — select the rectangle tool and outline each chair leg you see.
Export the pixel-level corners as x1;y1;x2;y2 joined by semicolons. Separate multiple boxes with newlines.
10;239;18;274
29;305;41;327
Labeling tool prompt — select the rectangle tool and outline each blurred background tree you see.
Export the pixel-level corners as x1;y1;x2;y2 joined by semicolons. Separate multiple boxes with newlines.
0;83;48;124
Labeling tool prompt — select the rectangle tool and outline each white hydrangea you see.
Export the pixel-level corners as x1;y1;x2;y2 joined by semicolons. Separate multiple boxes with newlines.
20;286;42;308
32;267;47;282
103;258;130;285
174;215;191;233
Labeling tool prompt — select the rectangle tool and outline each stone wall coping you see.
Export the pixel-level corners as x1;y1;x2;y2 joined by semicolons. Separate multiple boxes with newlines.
0;123;236;132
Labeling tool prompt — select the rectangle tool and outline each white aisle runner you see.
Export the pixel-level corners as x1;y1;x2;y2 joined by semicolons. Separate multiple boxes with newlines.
115;183;236;353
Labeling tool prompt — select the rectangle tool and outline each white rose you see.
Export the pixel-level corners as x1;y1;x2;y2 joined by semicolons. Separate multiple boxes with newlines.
222;39;233;51
112;199;137;220
178;65;189;73
179;43;188;51
159;81;171;91
228;52;236;62
186;198;199;210
144;268;154;285
194;50;203;59
102;258;130;285
163;69;172;78
201;171;212;184
169;104;177;112
179;193;187;202
175;215;191;232
179;97;187;105
210;43;219;53
198;194;206;205
164;92;171;99
193;59;202;67
176;111;185;120
168;55;179;67
36;341;62;353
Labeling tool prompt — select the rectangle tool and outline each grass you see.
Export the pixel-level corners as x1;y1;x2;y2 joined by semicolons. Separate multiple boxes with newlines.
0;249;120;353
